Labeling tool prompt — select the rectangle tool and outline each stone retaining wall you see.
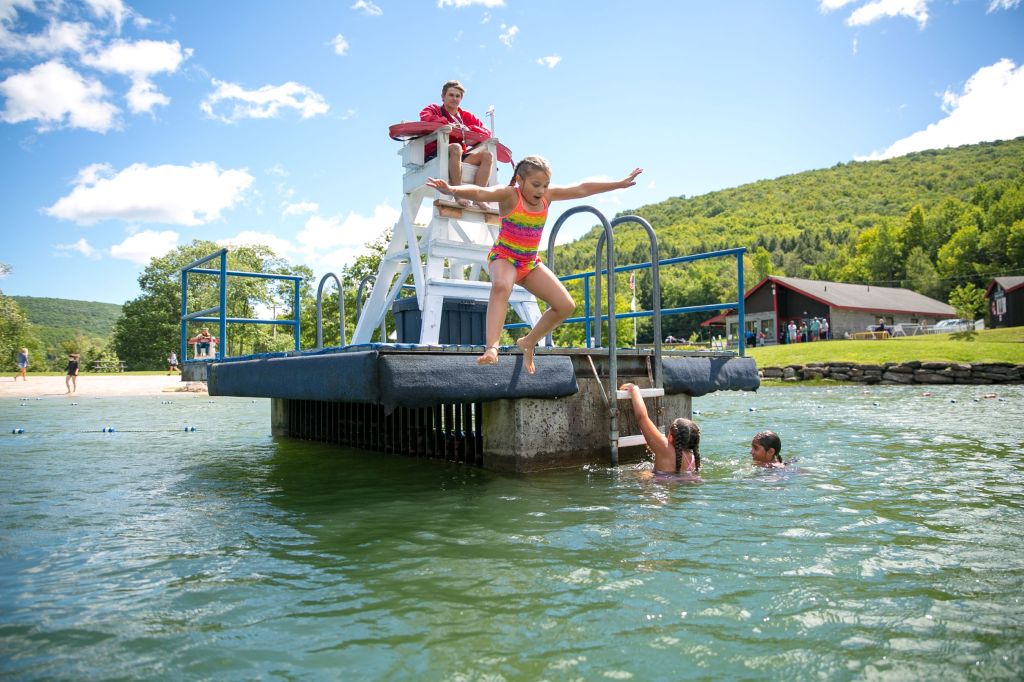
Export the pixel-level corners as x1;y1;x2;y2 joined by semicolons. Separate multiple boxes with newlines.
760;361;1023;385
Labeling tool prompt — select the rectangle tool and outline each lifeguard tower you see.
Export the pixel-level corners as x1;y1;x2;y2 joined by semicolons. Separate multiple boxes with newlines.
351;123;542;344
193;121;760;472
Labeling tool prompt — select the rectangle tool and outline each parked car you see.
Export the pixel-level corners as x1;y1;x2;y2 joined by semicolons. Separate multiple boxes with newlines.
930;318;972;333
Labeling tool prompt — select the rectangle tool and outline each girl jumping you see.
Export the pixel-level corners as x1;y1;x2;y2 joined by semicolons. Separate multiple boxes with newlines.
426;156;642;373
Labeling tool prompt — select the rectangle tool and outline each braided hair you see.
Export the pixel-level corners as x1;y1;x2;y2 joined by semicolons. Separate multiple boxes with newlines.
669;417;701;472
508;155;552;186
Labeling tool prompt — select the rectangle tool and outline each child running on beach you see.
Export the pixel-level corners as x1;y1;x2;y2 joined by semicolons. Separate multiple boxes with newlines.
620;382;701;481
426;156;642;373
750;430;783;467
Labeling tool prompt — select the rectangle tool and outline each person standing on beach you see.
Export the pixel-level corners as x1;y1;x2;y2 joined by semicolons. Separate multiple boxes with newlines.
65;352;79;394
168;350;179;374
14;347;28;381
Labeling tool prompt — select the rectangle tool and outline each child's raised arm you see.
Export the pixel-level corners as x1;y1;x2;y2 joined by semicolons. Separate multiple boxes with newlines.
426;177;515;209
620;382;669;453
547;168;643;202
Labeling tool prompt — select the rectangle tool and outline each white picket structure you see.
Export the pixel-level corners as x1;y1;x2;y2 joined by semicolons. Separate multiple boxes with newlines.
352;125;542;344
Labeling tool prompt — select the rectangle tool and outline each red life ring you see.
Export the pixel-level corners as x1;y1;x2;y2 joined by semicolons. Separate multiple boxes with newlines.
388;121;512;164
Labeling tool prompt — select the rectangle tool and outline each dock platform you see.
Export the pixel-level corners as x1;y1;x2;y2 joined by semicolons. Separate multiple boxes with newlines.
201;344;758;472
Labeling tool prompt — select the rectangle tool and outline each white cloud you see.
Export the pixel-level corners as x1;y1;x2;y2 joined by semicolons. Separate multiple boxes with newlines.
82;0;129;32
351;0;383;16
0;60;119;132
217;230;296;256
988;0;1021;11
47;161;254;226
330;33;349;55
438;0;505;7
283;201;319;216
0;19;92;56
296;203;400;265
109;229;179;264
54;237;101;259
201;78;330;122
847;0;928;28
856;59;1024;161
536;55;561;69
819;0;860;10
83;39;191;113
498;23;518;46
0;0;36;24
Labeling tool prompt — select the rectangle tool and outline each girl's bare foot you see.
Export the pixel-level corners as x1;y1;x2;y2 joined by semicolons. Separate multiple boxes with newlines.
476;346;499;366
515;338;536;374
455;197;472;208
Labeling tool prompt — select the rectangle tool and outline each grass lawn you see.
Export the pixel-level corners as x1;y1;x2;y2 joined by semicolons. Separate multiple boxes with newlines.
746;326;1024;366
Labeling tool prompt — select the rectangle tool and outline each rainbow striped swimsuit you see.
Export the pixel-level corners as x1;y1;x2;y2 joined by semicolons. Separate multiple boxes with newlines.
488;188;548;281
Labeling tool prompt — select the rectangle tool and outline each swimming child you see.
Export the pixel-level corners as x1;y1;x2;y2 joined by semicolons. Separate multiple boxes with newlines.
619;382;701;480
750;430;783;467
426;156;642;373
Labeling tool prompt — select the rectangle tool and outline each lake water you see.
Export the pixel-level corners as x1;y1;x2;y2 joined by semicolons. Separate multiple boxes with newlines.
2;385;1023;680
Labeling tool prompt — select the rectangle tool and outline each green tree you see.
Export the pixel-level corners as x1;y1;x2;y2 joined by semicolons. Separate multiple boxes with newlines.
750;246;774;283
936;225;982;284
1006;219;1024;266
904;205;929;253
1;289;33;370
903;247;942;299
948;283;986;324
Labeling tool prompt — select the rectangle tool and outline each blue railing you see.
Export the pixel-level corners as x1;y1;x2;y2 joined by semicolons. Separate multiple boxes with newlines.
506;246;747;355
179;248;304;362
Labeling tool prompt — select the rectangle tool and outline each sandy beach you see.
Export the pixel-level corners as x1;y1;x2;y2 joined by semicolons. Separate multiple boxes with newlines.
0;374;207;398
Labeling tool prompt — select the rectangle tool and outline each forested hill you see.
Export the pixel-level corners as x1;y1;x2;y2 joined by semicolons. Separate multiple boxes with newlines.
13;296;122;337
551;137;1024;341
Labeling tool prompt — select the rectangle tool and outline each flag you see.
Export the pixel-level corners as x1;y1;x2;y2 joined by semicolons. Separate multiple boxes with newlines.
629;271;637;312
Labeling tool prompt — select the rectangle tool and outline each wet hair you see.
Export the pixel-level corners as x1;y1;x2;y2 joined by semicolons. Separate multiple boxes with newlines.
441;80;465;97
669;418;701;472
753;430;782;462
508;155;552;186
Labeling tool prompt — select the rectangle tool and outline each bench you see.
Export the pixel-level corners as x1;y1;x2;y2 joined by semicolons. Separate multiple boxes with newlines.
92;360;128;372
850;331;890;340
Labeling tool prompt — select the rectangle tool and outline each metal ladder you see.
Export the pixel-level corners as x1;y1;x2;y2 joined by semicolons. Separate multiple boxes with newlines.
546;209;664;465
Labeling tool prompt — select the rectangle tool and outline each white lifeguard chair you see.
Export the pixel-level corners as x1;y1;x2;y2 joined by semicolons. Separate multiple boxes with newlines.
351;124;543;345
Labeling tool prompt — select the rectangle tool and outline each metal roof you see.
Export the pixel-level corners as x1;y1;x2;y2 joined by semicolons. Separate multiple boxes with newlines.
987;275;1024;295
765;276;956;316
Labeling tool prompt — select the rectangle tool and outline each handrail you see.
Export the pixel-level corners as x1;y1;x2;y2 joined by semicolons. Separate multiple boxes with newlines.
599;215;663;389
546;205;621;466
508;245;747;355
316;273;344;349
180;249;304;362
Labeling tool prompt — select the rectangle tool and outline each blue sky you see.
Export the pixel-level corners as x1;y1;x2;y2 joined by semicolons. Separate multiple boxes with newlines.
1;0;1022;305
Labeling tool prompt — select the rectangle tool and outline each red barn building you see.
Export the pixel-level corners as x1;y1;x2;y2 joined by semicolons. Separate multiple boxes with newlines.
985;276;1024;328
703;276;956;344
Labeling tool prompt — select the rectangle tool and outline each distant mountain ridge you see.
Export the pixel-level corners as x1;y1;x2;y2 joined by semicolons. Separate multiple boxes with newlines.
550;137;1024;343
13;296;122;338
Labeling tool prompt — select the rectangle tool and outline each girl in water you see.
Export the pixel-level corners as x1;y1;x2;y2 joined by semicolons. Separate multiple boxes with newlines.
750;430;784;467
427;156;641;373
620;382;701;480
